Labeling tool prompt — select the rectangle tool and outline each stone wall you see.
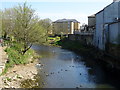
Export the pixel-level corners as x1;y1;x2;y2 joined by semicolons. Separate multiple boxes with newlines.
108;44;120;59
68;34;93;45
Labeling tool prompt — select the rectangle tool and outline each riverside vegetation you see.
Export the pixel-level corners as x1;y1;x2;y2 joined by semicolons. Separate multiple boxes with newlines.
0;2;52;88
1;2;120;88
0;2;52;73
0;39;41;88
48;36;97;57
48;36;120;71
1;40;36;75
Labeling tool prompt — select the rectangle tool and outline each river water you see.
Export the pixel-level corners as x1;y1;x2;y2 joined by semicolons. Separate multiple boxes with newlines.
31;45;119;89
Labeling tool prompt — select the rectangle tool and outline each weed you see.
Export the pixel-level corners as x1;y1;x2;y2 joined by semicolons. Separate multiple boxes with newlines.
2;41;35;74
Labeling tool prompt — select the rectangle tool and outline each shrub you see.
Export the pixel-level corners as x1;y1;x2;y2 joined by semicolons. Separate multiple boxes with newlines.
2;43;35;74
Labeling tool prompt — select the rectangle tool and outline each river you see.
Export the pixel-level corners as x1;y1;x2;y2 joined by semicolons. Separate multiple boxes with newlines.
31;45;120;89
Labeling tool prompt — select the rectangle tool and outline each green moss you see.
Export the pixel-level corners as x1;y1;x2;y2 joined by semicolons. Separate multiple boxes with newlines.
6;77;12;82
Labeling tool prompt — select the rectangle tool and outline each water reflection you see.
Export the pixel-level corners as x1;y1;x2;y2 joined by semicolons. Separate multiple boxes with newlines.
31;45;116;88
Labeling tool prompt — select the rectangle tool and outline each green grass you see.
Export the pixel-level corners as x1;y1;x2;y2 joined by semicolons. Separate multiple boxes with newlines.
48;36;92;53
1;42;35;75
56;38;96;57
47;37;99;58
6;77;12;82
47;37;56;40
60;40;89;50
48;36;60;41
47;36;60;46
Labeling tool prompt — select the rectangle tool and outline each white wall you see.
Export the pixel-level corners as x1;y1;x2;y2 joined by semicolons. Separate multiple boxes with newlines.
109;23;119;44
94;1;120;50
95;11;105;49
104;2;119;23
71;22;74;34
104;1;120;45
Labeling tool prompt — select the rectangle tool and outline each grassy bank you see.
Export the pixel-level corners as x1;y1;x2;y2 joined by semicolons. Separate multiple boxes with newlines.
47;36;61;46
47;37;102;59
55;38;102;58
56;38;120;71
1;41;38;75
44;36;120;70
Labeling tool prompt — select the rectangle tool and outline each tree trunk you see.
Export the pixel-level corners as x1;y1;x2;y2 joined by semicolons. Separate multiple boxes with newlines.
3;32;7;39
22;44;32;55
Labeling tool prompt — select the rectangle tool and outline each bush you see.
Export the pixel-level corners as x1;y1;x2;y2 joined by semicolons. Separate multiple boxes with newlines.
2;43;34;74
47;36;61;46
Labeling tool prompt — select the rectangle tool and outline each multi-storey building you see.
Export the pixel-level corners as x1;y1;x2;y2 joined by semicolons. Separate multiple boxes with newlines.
52;19;80;35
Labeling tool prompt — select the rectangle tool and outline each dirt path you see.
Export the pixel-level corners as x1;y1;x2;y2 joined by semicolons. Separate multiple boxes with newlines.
0;46;8;88
0;46;7;73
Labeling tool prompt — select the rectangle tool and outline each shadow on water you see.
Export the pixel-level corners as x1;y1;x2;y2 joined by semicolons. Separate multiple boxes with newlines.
21;45;120;89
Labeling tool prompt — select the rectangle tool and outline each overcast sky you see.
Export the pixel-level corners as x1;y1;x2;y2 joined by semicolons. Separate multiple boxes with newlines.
1;0;113;24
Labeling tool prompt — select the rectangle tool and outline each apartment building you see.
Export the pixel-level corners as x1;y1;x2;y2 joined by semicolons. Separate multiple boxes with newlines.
52;19;80;35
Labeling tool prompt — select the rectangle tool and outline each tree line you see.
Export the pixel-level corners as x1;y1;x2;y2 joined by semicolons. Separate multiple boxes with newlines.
0;2;52;55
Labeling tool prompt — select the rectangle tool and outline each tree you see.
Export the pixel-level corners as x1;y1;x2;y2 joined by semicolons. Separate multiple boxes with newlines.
12;2;46;55
2;8;15;39
38;18;52;41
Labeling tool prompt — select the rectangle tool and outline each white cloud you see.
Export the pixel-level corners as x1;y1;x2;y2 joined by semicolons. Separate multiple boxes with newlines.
35;11;89;24
1;0;112;3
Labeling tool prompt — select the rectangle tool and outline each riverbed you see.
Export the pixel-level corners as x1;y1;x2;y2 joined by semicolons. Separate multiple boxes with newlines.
31;45;120;88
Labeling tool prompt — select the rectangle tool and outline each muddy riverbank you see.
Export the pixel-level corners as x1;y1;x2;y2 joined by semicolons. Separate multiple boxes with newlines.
30;45;120;89
56;39;120;71
0;60;38;88
0;51;39;88
1;45;120;89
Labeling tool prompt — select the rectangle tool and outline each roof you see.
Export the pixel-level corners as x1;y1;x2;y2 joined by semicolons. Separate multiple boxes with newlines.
95;0;120;15
88;14;95;18
95;9;104;15
114;0;120;2
53;19;80;23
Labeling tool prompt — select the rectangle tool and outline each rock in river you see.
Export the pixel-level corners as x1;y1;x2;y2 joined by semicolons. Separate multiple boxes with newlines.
46;74;49;76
